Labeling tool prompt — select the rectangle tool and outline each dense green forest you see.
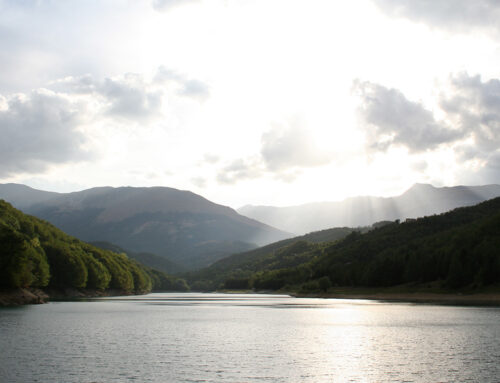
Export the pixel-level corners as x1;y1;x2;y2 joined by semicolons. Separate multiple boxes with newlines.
0;200;189;293
190;198;500;293
187;226;359;290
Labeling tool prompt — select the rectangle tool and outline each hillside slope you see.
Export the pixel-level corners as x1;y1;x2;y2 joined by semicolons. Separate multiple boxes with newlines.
0;184;290;270
189;226;359;290
234;197;500;292
0;200;188;301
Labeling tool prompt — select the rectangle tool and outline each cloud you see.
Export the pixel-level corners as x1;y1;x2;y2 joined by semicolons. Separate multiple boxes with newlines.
155;66;210;101
54;68;209;123
100;74;164;121
191;176;207;188
215;121;334;185
202;153;220;164
354;80;462;153
152;0;200;12
440;73;500;154
260;122;331;171
439;73;500;182
216;158;263;185
0;67;210;179
372;0;500;34
51;74;97;94
53;73;164;122
0;89;90;177
355;73;500;184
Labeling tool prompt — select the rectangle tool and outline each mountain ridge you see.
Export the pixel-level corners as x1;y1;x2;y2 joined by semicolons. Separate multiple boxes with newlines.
238;183;500;234
0;184;291;270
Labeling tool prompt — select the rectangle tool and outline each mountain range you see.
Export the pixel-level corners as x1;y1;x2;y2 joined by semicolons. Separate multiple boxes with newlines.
238;183;500;234
3;182;500;272
0;184;290;270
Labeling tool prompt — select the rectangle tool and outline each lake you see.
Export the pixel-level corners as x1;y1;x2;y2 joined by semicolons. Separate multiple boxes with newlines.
1;293;499;382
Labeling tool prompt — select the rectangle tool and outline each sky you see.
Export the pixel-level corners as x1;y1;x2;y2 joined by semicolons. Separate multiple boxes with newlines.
1;0;500;208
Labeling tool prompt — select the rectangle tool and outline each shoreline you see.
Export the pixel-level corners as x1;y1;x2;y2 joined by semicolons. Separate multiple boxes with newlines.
0;287;143;307
290;289;500;306
4;287;500;307
216;288;500;306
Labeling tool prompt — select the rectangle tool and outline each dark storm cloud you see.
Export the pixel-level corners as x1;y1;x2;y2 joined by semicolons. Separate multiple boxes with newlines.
0;90;89;177
372;0;500;34
354;80;462;153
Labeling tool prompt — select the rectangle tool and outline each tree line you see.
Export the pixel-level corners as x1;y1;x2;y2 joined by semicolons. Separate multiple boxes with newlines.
0;200;188;293
189;197;500;293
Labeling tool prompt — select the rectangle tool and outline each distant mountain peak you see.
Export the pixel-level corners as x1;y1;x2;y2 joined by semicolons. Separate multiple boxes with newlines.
237;183;500;234
407;182;436;191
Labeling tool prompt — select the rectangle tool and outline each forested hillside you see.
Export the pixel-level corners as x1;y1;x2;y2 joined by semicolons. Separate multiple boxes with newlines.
0;200;188;294
0;184;290;270
188;226;357;290
194;198;500;293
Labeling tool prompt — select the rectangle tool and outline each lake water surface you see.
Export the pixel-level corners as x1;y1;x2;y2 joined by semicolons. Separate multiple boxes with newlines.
1;293;499;382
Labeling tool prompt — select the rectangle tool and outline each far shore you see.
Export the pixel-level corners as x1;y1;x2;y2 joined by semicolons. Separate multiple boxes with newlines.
4;287;500;307
219;287;500;306
290;288;500;306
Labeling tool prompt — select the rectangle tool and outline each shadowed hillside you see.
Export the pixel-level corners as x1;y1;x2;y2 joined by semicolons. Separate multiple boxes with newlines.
0;184;290;270
216;197;500;293
0;200;188;299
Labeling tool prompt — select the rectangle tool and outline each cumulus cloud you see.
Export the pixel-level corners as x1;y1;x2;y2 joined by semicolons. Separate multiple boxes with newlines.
440;73;500;154
0;89;90;177
439;73;500;182
202;153;220;164
215;121;334;185
52;74;97;94
53;73;164;122
152;0;200;12
53;68;209;123
216;158;263;185
100;74;163;121
191;176;207;188
355;73;500;183
0;67;209;179
372;0;500;34
354;80;462;153
260;122;331;171
155;66;210;101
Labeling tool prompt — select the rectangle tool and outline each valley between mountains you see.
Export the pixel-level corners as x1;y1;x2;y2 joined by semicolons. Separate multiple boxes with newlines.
1;182;500;305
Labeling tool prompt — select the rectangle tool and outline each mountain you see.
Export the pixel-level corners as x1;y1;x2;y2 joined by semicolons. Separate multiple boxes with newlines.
90;241;184;274
0;183;60;208
200;197;500;293
238;183;500;234
0;184;290;270
0;199;188;297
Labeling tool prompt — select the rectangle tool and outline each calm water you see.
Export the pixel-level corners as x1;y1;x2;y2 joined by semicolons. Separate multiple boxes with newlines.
1;293;500;383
